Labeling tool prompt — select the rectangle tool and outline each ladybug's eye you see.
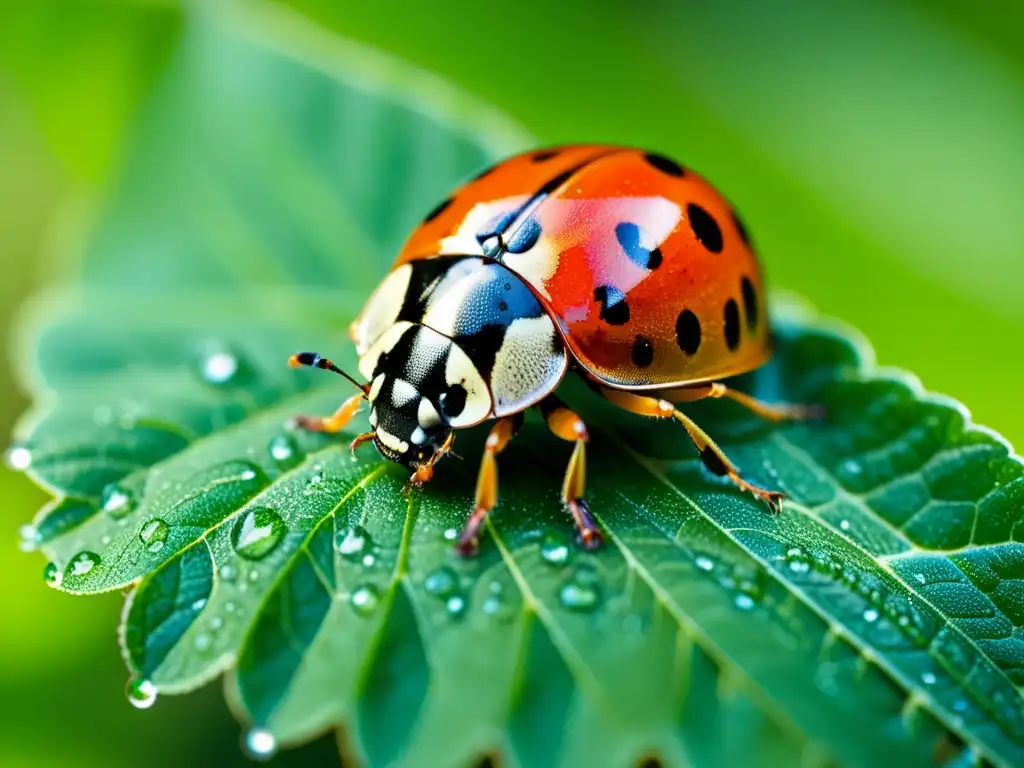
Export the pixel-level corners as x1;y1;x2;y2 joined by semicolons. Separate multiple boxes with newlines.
439;383;467;420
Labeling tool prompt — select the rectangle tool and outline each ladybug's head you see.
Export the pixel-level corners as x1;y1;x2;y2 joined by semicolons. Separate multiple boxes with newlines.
367;374;455;473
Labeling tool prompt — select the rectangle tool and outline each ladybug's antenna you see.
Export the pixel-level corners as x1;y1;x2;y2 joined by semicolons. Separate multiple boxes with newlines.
289;352;369;395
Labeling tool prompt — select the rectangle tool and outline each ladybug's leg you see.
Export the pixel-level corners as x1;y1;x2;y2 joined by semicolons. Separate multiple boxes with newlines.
665;383;822;422
456;414;521;556
595;385;785;514
537;395;602;551
291;392;364;434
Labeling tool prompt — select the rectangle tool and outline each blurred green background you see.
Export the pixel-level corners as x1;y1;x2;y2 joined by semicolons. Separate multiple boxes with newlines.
1;1;1021;765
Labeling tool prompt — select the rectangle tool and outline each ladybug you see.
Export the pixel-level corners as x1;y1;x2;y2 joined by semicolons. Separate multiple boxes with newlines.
289;145;815;555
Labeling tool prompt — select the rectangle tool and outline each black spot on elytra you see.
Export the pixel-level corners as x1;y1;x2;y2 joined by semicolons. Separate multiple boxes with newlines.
675;309;701;355
530;149;560;162
643;152;685;177
615;222;663;270
439;383;467;420
506;217;541;253
631;335;654;368
594;286;630;325
741;276;758;331
700;446;730;476
724;298;740;351
423;196;453;224
732;210;751;247
687;203;723;253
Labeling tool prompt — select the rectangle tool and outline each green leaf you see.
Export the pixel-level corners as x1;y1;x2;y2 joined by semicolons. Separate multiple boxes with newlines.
11;4;1024;768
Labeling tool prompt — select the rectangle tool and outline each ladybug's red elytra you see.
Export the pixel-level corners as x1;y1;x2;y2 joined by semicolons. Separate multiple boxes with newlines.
289;145;816;555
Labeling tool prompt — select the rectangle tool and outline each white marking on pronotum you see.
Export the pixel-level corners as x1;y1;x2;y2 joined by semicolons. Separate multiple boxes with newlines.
391;378;419;407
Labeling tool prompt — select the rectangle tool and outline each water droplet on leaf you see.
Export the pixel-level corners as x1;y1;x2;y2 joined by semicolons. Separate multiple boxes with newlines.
334;525;370;560
540;533;570;566
268;435;297;464
202;351;239;385
694;555;715;572
445;595;466;617
424;567;457;598
5;445;31;471
43;562;62;588
191;598;207;612
921;672;936;685
219;564;236;581
68;551;100;577
350;584;380;617
442;527;458;541
734;594;755;610
482;595;502;615
139;518;169;553
841;458;863;476
231;507;286;560
126;678;157;710
558;578;600;613
18;523;40;552
195;634;212;652
101;484;136;519
863;608;879;623
244;728;277;760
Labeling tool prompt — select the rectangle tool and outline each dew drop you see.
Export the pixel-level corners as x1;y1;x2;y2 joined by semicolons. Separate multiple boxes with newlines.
558;578;600;613
839;519;851;531
18;523;40;552
219;564;237;582
225;601;236;613
841;458;863;476
362;554;376;567
540;533;570;566
350;584;380;617
424;567;458;598
101;484;136;519
244;728;278;761
248;569;259;582
126;678;158;710
334;525;370;560
443;527;458;542
445;595;467;617
191;598;207;612
921;671;936;686
268;435;297;464
482;595;502;615
210;616;224;631
694;555;715;572
914;573;926;585
194;634;212;652
139;518;169;554
68;551;100;577
863;608;879;623
231;507;286;560
202;351;239;385
43;561;62;588
5;445;32;471
734;594;755;610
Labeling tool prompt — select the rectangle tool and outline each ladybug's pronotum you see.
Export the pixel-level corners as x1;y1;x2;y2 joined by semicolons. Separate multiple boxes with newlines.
289;145;816;554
